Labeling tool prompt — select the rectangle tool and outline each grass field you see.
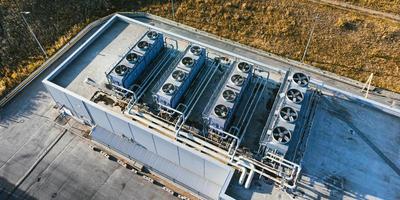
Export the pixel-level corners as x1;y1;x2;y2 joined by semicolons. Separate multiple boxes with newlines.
0;0;399;98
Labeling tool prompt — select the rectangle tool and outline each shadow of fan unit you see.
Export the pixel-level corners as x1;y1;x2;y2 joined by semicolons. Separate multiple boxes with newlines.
155;44;206;108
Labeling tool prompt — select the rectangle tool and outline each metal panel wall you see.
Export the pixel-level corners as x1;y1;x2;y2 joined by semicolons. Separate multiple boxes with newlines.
153;136;180;164
44;84;74;111
106;112;131;138
65;94;92;123
205;160;231;186
128;122;157;153
178;147;205;178
84;102;113;132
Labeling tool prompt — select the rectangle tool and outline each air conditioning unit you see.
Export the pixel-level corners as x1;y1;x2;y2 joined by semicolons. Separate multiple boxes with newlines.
155;44;206;108
106;30;164;90
133;30;164;66
107;51;145;88
264;72;310;156
206;61;253;130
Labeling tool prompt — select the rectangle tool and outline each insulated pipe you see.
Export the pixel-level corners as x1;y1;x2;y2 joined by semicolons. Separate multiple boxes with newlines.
238;166;247;185
244;163;255;189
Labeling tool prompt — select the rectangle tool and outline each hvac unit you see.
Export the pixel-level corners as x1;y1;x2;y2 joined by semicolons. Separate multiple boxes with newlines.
264;72;310;156
107;51;145;88
133;30;164;66
206;61;253;130
106;30;164;89
155;44;206;108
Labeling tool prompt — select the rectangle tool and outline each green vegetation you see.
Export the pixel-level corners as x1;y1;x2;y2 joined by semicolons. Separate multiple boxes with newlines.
0;0;399;98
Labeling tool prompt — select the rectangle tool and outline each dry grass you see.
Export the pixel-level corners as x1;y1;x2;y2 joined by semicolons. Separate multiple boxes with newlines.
0;22;88;97
142;0;400;92
1;0;399;98
341;0;400;14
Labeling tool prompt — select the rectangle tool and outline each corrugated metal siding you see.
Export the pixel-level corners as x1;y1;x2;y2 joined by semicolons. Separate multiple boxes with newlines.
92;126;230;200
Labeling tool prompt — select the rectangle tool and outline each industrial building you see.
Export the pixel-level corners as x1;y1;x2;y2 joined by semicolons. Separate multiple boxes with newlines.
40;14;399;200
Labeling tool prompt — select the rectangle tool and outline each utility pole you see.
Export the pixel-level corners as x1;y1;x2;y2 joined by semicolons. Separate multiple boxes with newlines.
301;15;319;63
20;11;48;59
171;0;175;20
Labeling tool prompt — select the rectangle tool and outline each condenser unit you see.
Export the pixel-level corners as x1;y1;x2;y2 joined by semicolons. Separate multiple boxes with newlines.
264;72;310;156
106;51;145;88
206;61;253;130
155;44;206;108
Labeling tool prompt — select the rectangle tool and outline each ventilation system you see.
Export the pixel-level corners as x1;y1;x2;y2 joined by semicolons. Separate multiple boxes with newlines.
181;57;194;68
214;104;229;119
272;127;292;144
137;41;149;50
114;65;128;76
126;52;139;64
146;31;159;40
261;71;311;157
292;72;309;87
205;60;253;130
106;30;164;89
222;89;236;102
231;74;245;86
286;89;304;104
162;83;176;95
172;70;186;82
155;44;206;108
279;107;298;123
190;45;202;56
237;62;251;73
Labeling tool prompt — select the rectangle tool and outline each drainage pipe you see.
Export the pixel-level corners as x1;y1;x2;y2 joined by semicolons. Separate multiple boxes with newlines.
238;166;247;185
244;163;255;189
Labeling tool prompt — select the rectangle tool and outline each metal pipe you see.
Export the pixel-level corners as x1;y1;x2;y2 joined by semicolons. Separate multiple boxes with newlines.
238;166;247;185
244;163;255;189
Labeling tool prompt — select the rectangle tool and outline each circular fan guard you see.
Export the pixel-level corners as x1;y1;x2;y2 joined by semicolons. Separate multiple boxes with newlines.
181;57;194;67
172;70;186;82
231;74;245;86
138;41;149;50
162;83;176;95
292;73;309;87
190;46;202;55
147;31;158;40
126;53;139;63
286;89;304;104
114;65;128;76
279;107;298;122
222;89;236;102
272;127;292;144
214;104;229;119
238;62;251;73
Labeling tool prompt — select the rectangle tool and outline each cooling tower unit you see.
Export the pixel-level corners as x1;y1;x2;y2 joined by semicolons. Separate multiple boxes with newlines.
155;44;206;108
